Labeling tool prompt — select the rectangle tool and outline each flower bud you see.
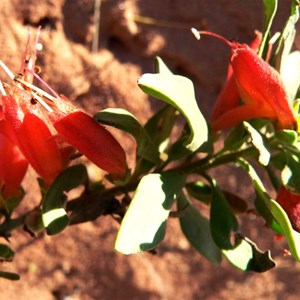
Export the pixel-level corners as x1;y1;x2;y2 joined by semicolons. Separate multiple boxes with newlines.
49;97;127;178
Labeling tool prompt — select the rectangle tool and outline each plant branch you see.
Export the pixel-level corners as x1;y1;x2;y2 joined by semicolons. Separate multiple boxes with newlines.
0;146;257;231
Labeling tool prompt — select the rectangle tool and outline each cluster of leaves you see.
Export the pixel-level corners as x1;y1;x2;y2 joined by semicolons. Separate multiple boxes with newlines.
1;0;300;280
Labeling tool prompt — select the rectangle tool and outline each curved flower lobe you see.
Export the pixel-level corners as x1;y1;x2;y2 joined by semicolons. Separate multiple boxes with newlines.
0;107;28;197
49;99;127;178
211;32;262;128
0;132;28;197
2;95;64;184
195;30;297;132
231;47;296;130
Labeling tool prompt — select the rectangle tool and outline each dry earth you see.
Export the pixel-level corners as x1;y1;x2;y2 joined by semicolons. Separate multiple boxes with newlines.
1;0;300;299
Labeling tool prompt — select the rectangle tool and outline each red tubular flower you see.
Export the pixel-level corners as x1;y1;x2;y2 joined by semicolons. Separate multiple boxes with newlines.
0;28;126;187
0;107;28;197
2;93;65;185
194;30;297;132
231;47;296;129
276;185;300;232
48;96;127;178
0;133;28;197
210;75;240;128
211;32;262;126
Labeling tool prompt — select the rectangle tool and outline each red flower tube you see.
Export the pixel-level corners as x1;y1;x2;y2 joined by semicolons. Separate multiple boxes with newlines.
193;30;297;132
0;132;28;197
48;96;127;178
0;106;28;197
211;31;262;127
2;92;65;184
276;185;300;232
231;47;296;129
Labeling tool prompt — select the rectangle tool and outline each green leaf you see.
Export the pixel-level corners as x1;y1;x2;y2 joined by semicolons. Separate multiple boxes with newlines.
115;172;186;254
275;0;300;72
167;125;193;160
143;57;178;154
222;191;248;214
243;121;270;166
270;152;287;171
281;51;300;101
256;198;283;234
259;0;278;57
186;182;248;214
94;108;160;163
265;165;281;191
138;68;208;152
133;105;177;177
267;198;300;261
0;244;14;261
155;56;173;75
254;192;283;234
275;129;298;145
281;153;300;192
42;165;88;235
178;193;222;265
144;105;176;153
185;181;212;205
0;271;20;280
222;235;276;272
0;193;24;217
223;123;248;152
210;181;239;250
237;158;300;261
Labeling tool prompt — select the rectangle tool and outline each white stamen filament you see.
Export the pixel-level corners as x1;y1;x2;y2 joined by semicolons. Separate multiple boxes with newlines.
30;27;41;73
26;69;60;99
15;77;56;102
0;80;6;95
269;32;281;45
31;92;53;112
19;29;31;75
0;60;15;80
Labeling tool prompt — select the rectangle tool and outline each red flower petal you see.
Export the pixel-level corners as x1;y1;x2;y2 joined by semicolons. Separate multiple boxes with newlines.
231;47;296;130
0;131;28;197
211;32;263;130
2;95;64;184
207;30;296;132
50;108;127;178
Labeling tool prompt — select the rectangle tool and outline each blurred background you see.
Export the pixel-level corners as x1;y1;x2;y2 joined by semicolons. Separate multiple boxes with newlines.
0;0;300;299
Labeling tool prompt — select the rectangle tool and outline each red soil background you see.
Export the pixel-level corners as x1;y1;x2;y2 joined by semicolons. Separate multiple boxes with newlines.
1;0;300;299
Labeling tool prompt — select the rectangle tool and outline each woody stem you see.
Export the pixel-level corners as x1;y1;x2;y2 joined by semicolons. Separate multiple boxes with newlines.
67;145;256;224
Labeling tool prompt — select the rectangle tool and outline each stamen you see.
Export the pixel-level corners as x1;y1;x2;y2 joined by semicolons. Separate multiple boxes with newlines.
21;27;42;82
30;92;54;112
0;80;6;95
191;28;201;40
191;28;233;48
31;26;41;72
0;60;15;80
15;77;56;102
19;29;31;75
266;32;280;62
26;69;60;99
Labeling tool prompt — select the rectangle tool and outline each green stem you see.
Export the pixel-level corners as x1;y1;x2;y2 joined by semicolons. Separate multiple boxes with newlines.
0;146;257;230
66;146;256;224
0;216;26;237
175;146;256;174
